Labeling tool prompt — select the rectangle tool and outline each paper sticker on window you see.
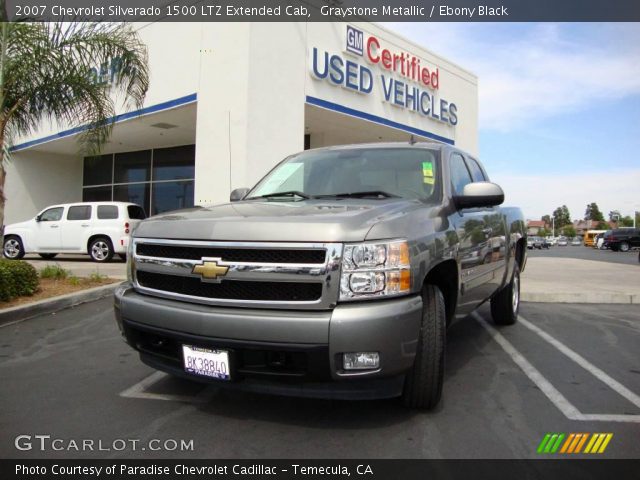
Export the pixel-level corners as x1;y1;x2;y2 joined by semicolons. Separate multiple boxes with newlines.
253;163;303;195
422;161;434;184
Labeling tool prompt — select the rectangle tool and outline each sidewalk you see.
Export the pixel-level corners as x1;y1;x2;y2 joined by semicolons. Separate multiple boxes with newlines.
521;257;640;304
23;254;127;280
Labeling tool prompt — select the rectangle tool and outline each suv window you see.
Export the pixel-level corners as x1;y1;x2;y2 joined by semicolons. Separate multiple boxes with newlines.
67;205;92;221
127;205;146;220
450;153;472;196
466;158;486;182
40;207;64;222
97;205;119;219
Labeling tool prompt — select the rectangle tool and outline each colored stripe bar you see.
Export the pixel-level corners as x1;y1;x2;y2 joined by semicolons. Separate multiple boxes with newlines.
574;433;588;453
598;434;613;453
550;433;565;453
537;434;552;454
584;434;598;454
544;434;559;453
560;433;575;453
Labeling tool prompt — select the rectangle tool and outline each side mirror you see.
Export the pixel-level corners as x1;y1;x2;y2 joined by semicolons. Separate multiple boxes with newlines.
35;215;42;222
230;187;250;202
454;182;504;209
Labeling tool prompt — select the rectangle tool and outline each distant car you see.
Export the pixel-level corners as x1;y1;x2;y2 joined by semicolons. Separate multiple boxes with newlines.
604;228;640;252
557;238;568;246
527;237;535;249
541;238;551;249
3;202;146;262
571;238;582;246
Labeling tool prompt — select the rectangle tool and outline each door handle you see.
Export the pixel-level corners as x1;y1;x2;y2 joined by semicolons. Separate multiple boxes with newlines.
81;224;90;227
50;225;59;229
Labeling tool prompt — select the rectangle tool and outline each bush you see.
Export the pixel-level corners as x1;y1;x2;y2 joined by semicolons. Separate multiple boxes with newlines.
40;264;69;280
0;260;39;302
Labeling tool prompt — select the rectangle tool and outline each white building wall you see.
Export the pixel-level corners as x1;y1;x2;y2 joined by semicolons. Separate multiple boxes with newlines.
4;152;82;224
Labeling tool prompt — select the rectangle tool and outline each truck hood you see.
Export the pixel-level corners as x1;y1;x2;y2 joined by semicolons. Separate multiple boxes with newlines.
134;199;423;243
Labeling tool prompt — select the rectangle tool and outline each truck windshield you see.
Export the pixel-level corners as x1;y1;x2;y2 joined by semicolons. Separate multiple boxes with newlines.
246;147;440;201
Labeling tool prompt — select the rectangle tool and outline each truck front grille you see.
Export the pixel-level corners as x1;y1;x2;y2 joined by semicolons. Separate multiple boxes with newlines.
136;243;326;264
132;239;343;310
137;271;322;302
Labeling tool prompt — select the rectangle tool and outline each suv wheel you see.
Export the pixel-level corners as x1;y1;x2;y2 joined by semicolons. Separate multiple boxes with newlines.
491;264;520;326
619;242;630;252
89;237;114;262
38;253;58;260
401;284;445;410
3;236;25;260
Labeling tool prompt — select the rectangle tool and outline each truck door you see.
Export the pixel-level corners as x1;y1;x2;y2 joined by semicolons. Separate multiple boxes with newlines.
464;156;506;297
449;153;499;314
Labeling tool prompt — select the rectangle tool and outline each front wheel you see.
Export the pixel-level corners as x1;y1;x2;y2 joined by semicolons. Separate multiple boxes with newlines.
401;284;446;410
3;236;25;260
619;242;630;252
491;264;521;326
89;237;114;262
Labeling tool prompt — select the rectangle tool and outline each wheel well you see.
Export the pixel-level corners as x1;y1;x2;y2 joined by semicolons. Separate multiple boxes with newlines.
423;260;458;326
86;234;113;254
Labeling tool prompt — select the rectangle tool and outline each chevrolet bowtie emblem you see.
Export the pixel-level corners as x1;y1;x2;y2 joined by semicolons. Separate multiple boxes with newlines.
192;260;229;280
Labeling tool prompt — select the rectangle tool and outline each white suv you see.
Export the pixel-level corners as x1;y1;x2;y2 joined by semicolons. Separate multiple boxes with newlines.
3;202;146;262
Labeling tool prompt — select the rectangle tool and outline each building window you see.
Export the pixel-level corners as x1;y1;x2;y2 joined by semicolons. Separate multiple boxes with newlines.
83;144;195;216
114;150;151;184
152;180;194;215
83;154;113;186
152;145;195;181
113;183;151;217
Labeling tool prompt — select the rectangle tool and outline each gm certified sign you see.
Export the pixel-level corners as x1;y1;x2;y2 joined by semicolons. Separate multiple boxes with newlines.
346;25;363;56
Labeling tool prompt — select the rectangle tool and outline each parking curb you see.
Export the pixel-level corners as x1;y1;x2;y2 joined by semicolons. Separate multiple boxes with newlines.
522;292;640;304
0;282;122;326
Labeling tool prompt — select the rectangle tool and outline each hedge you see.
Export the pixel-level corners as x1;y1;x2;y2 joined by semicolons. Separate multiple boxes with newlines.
0;259;39;302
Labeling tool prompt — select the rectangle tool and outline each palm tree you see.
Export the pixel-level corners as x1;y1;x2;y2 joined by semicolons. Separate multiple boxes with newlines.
0;21;149;240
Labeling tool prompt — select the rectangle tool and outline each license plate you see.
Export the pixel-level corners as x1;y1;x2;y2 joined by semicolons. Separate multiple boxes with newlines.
182;345;230;381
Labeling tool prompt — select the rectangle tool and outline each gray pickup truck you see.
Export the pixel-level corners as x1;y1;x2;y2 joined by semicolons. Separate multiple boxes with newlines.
114;142;526;409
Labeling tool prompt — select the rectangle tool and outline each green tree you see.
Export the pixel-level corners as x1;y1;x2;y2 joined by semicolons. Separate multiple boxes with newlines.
620;216;634;227
596;221;609;230
585;202;605;222
562;225;576;238
552;205;571;229
0;21;149;240
541;214;551;225
608;210;622;222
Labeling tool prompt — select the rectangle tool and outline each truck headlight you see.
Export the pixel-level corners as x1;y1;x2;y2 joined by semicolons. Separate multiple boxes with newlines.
340;240;411;301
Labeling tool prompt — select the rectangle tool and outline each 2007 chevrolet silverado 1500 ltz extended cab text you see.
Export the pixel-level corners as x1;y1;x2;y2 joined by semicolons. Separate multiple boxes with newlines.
114;143;526;409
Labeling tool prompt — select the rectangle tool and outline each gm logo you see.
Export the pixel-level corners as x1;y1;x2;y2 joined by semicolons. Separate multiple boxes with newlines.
346;25;363;56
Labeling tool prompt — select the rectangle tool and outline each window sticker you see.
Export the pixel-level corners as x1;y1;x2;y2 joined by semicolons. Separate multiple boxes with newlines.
253;163;304;195
422;161;434;184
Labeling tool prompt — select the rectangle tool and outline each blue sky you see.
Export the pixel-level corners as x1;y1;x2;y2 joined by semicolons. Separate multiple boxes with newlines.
386;23;640;222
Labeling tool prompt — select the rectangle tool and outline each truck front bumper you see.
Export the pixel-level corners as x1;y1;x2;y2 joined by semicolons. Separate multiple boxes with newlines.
114;284;422;399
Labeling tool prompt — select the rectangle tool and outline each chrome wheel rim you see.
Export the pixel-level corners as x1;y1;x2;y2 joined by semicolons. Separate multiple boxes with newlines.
512;273;520;314
4;239;21;258
91;241;109;260
620;243;629;252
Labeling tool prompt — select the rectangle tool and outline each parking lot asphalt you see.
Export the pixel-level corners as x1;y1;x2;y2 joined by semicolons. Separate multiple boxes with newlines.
1;297;638;459
527;245;639;265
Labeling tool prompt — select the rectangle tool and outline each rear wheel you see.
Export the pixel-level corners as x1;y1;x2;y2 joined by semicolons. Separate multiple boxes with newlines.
491;264;520;326
619;242;630;252
3;236;25;260
38;253;58;260
89;237;114;262
401;284;446;410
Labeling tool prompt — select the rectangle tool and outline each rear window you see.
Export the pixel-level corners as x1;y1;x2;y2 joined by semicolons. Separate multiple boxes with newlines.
97;205;119;219
127;205;146;219
67;205;92;221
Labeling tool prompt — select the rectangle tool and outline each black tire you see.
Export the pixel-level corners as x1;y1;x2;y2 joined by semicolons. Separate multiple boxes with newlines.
89;237;114;262
401;284;446;410
619;242;630;252
491;264;520;326
3;235;25;260
38;253;58;260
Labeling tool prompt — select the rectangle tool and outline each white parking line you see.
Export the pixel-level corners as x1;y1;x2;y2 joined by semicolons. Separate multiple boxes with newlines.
472;312;640;423
119;371;215;403
518;315;640;410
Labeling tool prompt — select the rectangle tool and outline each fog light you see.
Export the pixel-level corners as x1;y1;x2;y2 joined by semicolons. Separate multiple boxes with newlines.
343;352;380;370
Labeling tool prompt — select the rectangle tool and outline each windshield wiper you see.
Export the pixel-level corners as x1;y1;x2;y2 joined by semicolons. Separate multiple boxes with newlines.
315;191;401;199
245;190;312;200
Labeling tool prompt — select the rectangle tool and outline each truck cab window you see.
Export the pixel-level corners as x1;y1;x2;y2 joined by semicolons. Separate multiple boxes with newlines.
450;153;472;195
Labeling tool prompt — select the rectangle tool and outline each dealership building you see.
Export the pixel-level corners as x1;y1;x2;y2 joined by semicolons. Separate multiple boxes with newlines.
5;22;478;224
